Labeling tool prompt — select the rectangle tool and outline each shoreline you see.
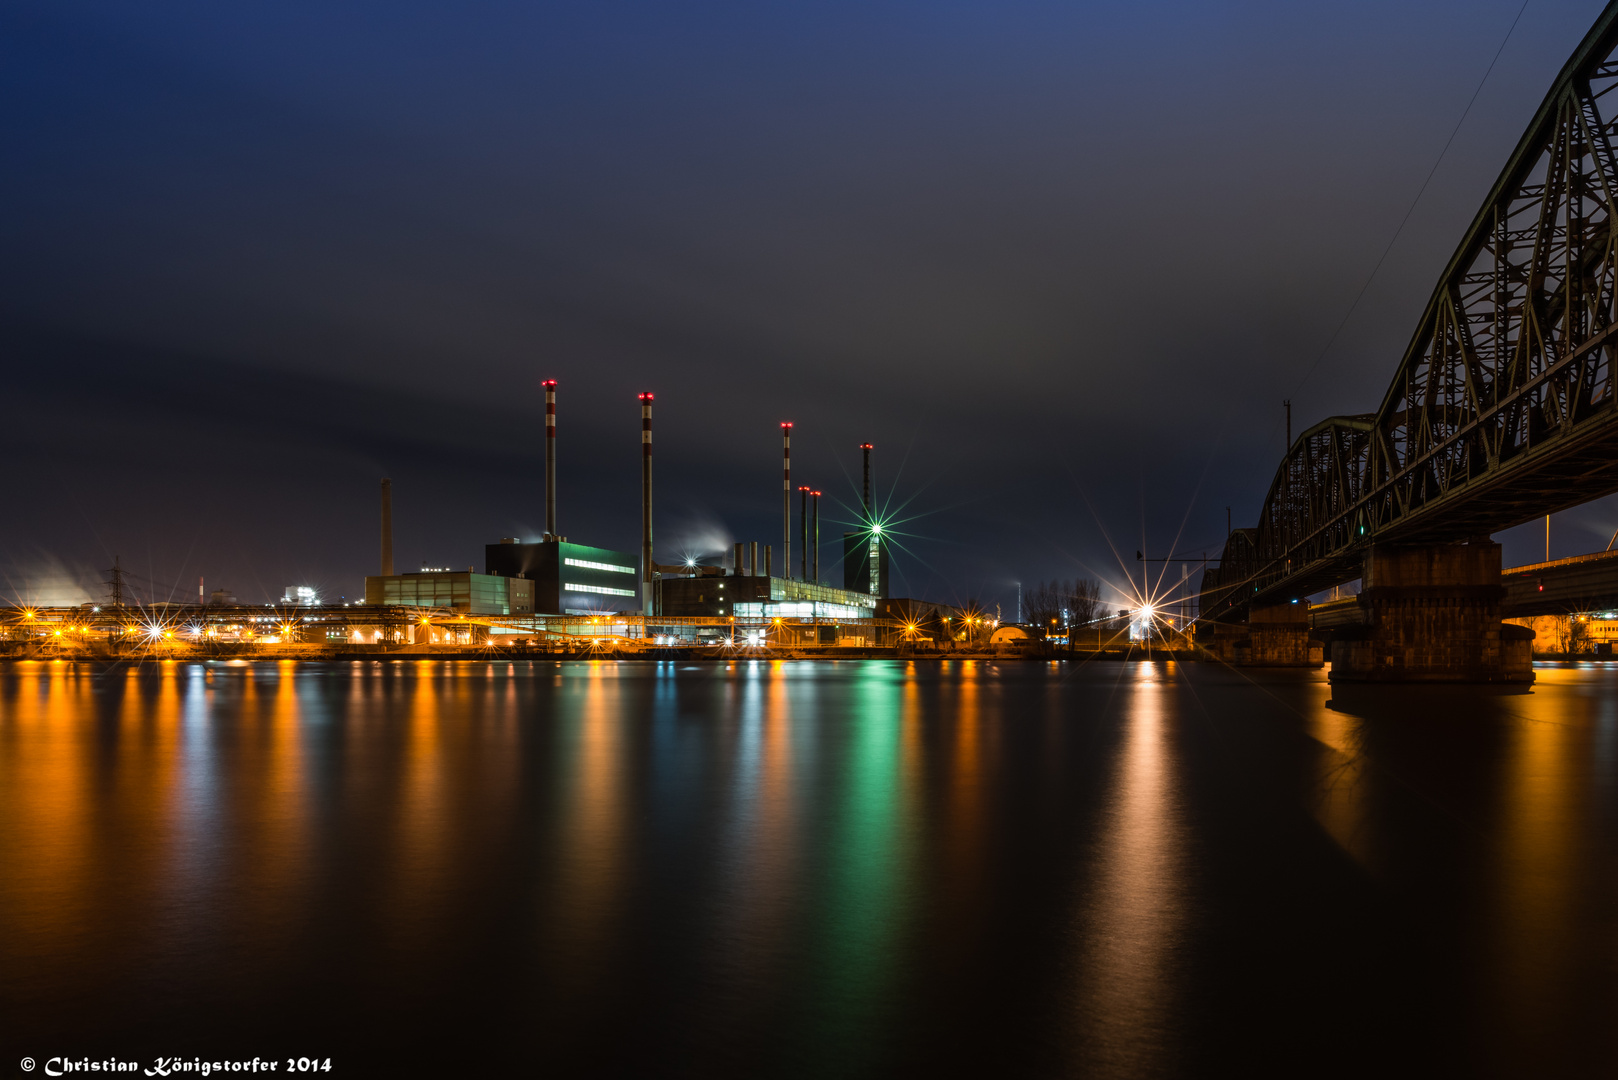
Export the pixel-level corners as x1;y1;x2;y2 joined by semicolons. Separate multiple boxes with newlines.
0;645;1203;664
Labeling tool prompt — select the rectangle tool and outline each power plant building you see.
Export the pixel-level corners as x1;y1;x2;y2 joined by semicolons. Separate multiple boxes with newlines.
485;539;642;615
364;571;535;615
362;383;906;634
843;533;890;598
658;573;875;621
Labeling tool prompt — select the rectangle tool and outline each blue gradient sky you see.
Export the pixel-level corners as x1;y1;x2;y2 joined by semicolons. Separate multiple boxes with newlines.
1;0;1611;609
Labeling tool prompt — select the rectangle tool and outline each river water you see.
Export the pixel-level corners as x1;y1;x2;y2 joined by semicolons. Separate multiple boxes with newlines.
1;658;1615;1077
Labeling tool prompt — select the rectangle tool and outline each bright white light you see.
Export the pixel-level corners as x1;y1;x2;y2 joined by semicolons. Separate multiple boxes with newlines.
871;523;883;535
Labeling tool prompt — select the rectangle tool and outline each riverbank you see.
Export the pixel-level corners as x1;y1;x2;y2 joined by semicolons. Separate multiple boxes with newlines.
0;641;1203;663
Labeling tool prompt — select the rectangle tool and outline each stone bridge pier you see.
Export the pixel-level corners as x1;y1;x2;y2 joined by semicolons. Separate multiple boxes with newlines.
1328;541;1534;684
1202;601;1323;667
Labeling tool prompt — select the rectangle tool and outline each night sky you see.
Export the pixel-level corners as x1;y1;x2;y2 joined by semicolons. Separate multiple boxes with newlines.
3;0;1613;612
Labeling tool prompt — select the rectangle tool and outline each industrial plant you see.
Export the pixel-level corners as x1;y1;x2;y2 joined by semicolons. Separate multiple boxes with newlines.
9;376;1604;664
0;381;1037;658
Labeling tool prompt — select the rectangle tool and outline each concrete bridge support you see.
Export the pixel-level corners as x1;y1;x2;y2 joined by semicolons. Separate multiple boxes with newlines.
1329;542;1533;684
1202;602;1322;667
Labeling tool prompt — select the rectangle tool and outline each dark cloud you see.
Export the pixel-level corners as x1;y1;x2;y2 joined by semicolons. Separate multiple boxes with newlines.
2;0;1613;609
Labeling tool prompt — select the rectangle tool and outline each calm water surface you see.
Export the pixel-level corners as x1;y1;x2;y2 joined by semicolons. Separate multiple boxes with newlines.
2;659;1616;1077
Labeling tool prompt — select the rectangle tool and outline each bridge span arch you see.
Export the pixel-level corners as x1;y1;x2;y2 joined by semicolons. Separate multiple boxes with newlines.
1207;0;1618;619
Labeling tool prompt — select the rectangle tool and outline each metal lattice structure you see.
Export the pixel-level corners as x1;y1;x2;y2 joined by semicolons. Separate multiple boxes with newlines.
1206;0;1618;618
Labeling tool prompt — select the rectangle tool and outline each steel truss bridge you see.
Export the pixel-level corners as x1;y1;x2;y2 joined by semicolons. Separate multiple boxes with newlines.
1206;1;1618;619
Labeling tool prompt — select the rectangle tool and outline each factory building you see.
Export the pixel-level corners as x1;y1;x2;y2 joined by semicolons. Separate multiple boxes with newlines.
658;572;875;620
361;381;645;618
485;539;642;615
842;533;890;598
364;570;535;615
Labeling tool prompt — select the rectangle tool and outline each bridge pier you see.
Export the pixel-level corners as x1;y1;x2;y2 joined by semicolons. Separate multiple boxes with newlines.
1202;602;1322;667
1328;542;1534;684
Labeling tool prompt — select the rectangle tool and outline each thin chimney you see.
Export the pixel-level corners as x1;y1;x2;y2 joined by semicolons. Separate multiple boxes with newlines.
781;423;792;581
861;443;873;518
381;478;394;576
812;490;821;583
799;486;810;581
861;445;879;598
734;541;745;577
640;393;654;609
544;380;558;538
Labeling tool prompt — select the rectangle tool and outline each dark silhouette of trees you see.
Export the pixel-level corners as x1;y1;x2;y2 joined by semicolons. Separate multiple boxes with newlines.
1068;579;1104;626
1023;578;1104;634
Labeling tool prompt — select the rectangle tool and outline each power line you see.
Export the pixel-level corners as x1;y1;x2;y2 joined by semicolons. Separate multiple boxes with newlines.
1290;0;1533;403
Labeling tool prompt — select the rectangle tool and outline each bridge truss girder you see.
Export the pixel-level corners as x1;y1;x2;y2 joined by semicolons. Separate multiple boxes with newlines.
1207;2;1618;618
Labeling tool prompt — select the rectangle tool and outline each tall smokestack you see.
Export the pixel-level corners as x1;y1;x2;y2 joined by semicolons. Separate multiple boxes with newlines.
812;490;821;583
861;443;873;518
544;379;557;538
380;478;394;576
860;445;879;599
751;541;759;578
765;544;772;579
640;393;653;610
734;542;744;577
781;423;792;581
799;486;809;581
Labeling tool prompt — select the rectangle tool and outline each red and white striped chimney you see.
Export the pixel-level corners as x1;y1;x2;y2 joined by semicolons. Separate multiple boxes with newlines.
781;422;792;581
544;380;557;539
640;394;654;600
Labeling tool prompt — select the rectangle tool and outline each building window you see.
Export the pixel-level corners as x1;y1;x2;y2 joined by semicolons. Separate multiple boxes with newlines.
564;558;636;575
565;583;637;597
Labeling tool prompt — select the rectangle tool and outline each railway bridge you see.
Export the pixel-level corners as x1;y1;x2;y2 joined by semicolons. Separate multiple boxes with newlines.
1203;0;1618;681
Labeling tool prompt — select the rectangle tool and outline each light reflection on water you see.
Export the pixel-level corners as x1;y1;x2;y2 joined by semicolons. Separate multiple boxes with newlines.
2;659;1618;1075
1072;663;1187;1076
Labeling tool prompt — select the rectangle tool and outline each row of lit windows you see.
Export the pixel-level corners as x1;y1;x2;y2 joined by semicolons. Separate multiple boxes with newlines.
564;582;637;597
733;601;871;620
383;584;506;597
564;557;636;575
